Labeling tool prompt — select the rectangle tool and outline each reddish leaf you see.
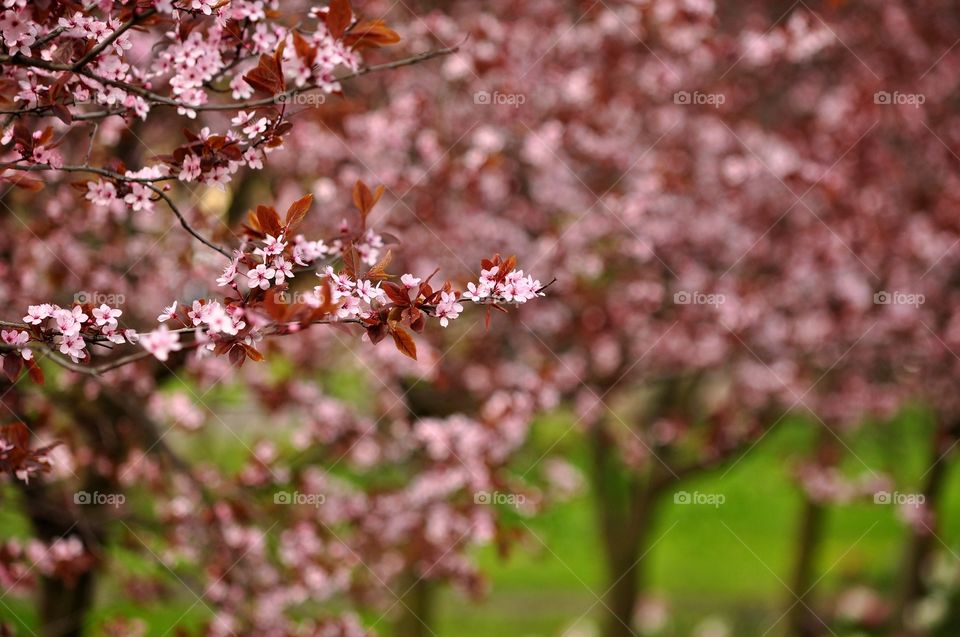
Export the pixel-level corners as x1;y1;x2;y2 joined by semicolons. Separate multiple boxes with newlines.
342;242;360;279
2;175;44;192
3;356;22;382
291;30;317;62
390;325;417;360
285;194;313;229
25;358;44;385
242;344;265;362
326;0;353;40
365;249;392;282
256;205;283;236
382;281;410;305
243;51;284;95
343;20;401;50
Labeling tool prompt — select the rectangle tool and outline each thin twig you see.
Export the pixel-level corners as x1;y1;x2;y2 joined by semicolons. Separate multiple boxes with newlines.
72;8;158;71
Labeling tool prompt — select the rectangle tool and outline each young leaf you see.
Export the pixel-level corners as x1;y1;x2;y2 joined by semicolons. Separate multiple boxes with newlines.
365;249;392;282
390;325;417;360
285;194;313;229
352;180;385;227
326;0;353;40
342;242;360;279
256;205;283;236
344;20;401;50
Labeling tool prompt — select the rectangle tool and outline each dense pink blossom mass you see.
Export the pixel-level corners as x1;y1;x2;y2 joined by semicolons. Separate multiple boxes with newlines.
1;0;959;636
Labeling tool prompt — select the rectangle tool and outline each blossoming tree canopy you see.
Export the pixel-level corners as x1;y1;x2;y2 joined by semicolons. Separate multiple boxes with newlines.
0;0;543;483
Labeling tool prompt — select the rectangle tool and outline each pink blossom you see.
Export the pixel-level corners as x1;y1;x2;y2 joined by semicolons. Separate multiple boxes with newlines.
92;304;122;328
246;264;276;290
140;326;182;362
157;301;178;323
434;291;464;328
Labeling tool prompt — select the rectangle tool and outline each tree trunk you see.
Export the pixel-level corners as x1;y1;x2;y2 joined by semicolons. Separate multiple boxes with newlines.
392;573;435;637
37;571;96;637
785;428;840;637
785;494;827;637
894;418;953;634
589;426;656;637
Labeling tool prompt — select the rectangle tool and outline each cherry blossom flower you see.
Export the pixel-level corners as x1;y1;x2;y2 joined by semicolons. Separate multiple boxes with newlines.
140;326;182;362
23;304;53;325
178;154;201;182
246;264;276;290
158;301;178;323
57;333;86;363
355;280;384;304
92;304;122;328
434;292;464;328
401;274;422;288
1;329;31;360
217;257;240;287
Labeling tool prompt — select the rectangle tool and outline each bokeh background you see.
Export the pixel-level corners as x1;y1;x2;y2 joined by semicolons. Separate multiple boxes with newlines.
3;1;960;636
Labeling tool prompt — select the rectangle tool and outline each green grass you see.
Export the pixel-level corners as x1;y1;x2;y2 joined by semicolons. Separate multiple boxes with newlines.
3;409;958;636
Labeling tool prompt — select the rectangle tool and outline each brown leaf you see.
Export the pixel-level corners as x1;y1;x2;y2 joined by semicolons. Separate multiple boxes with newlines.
243;51;284;95
382;281;410;305
25;358;44;385
365;249;392;282
291;30;317;62
342;242;360;280
256;205;283;236
242;344;265;362
285;193;313;229
2;175;44;192
326;0;353;40
352;180;384;227
344;20;401;50
390;325;417;360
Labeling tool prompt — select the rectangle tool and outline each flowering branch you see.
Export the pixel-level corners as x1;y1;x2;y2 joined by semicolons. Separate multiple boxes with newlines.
0;182;544;382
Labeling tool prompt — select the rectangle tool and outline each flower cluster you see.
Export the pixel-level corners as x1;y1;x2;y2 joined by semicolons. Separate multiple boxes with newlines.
16;302;134;363
1;0;401;218
463;264;542;305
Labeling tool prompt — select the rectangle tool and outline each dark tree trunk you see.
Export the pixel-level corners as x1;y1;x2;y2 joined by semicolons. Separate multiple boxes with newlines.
589;425;657;637
392;573;435;637
785;494;827;637
894;418;953;634
36;571;96;637
785;429;840;637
